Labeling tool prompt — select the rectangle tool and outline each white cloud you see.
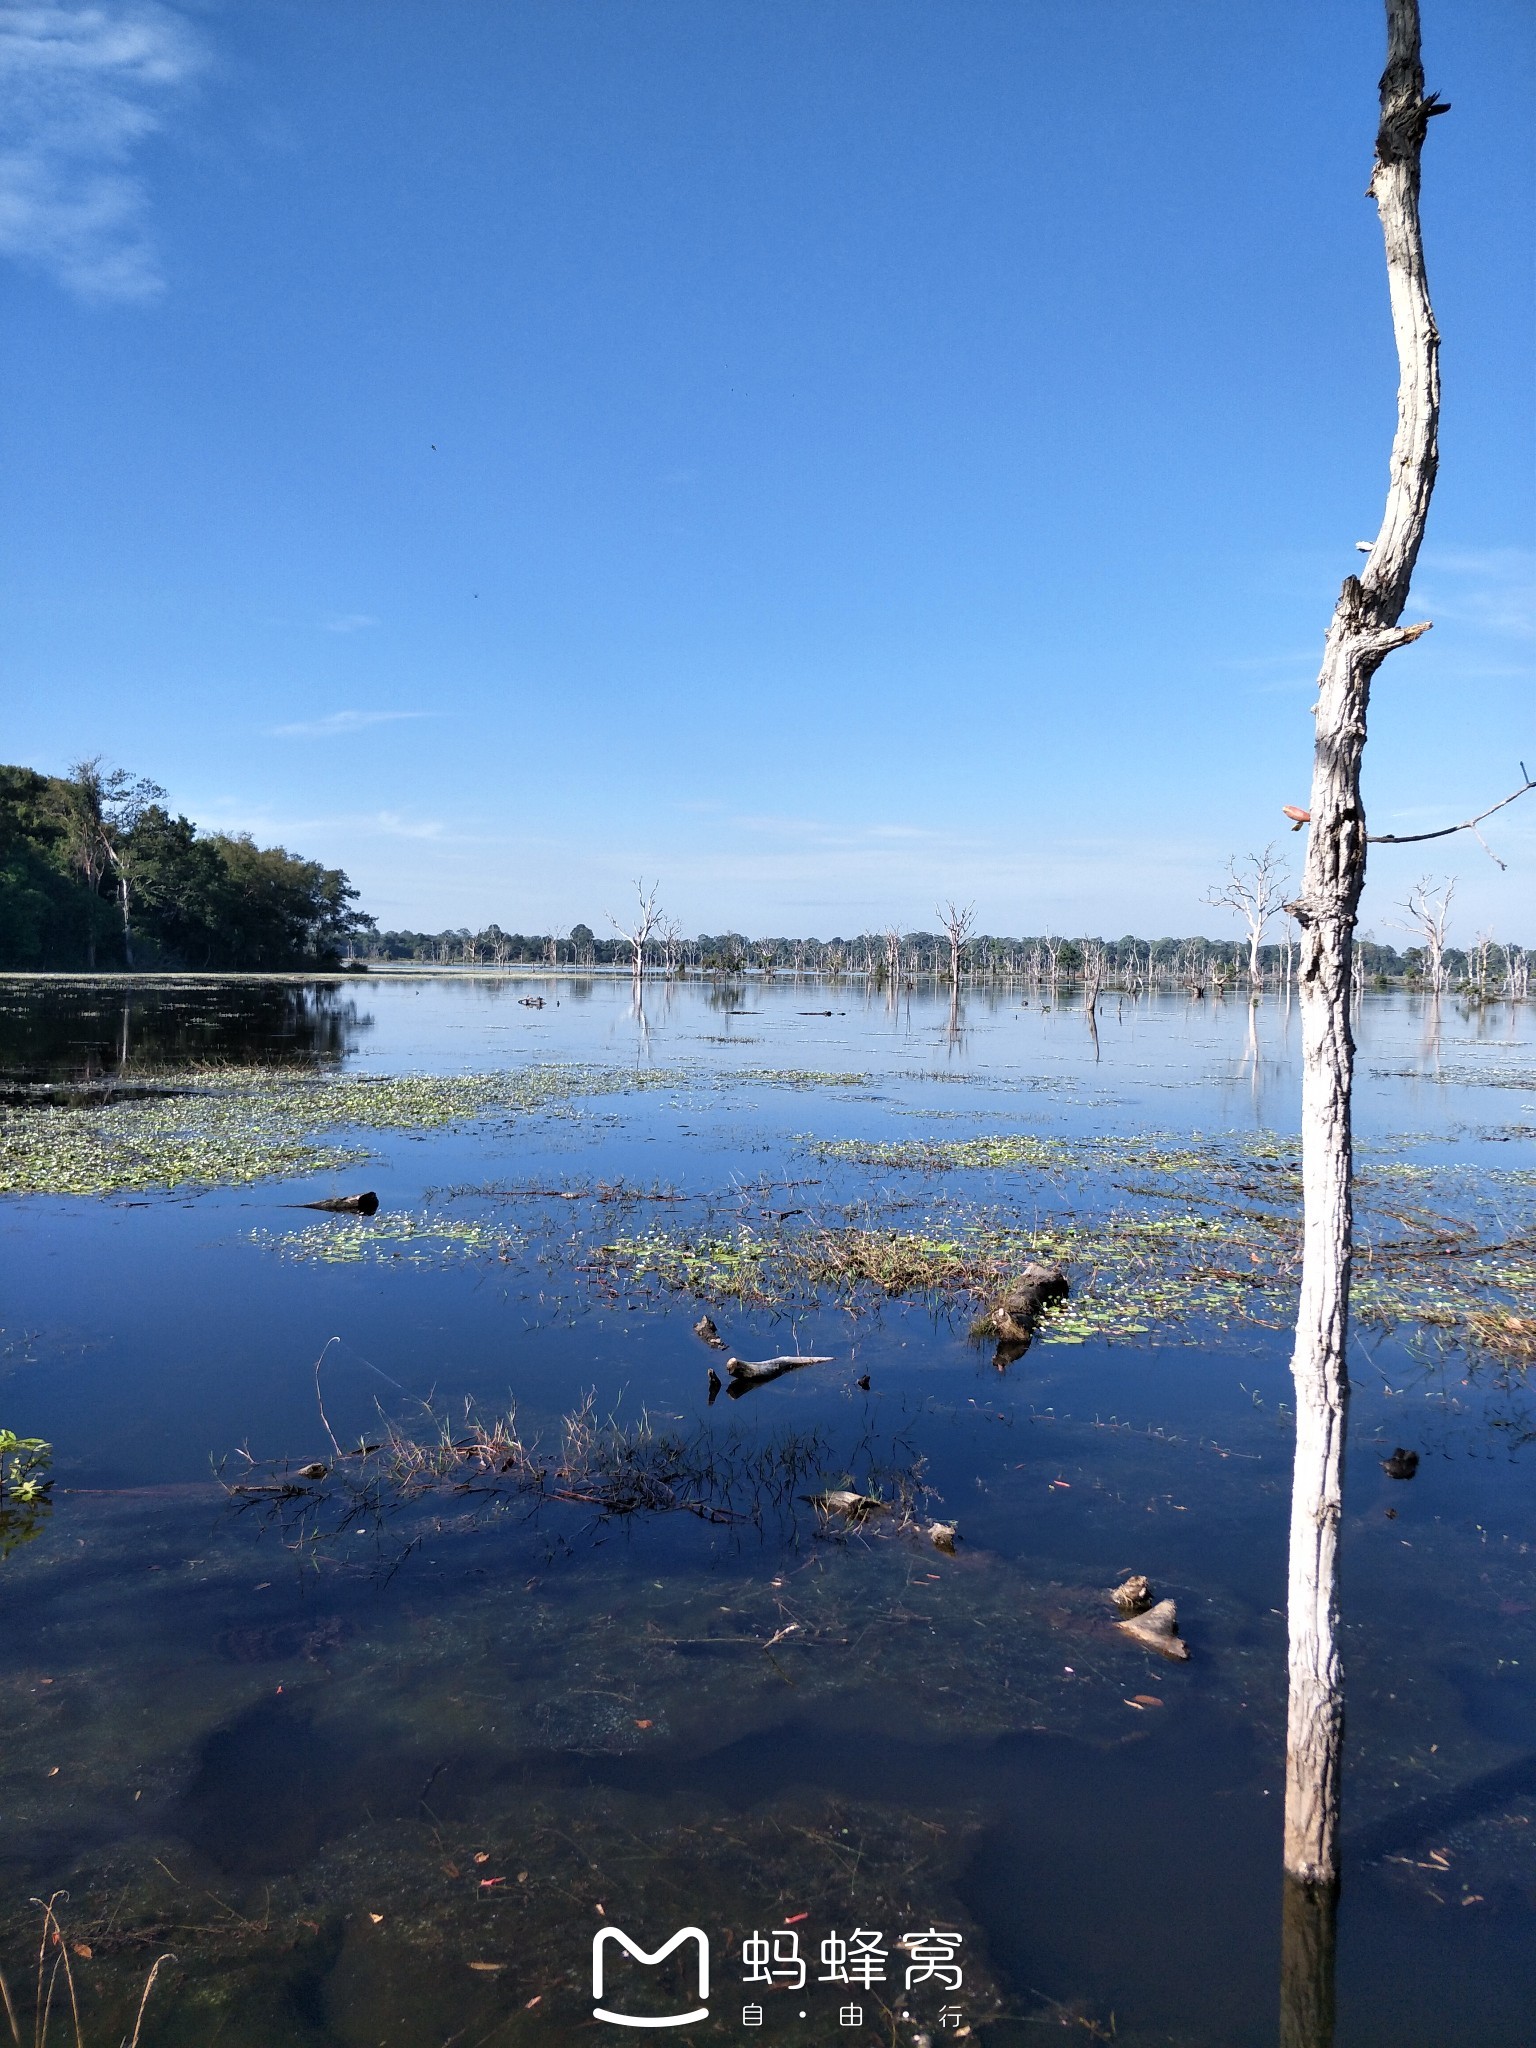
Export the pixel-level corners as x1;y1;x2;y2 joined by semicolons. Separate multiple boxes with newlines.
269;709;430;739
0;1;204;301
322;613;380;634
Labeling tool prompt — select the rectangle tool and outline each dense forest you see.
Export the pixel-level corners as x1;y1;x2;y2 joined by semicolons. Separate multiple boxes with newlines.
0;762;375;971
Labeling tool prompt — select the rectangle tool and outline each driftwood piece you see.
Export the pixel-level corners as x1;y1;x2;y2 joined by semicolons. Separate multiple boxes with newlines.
928;1521;958;1554
807;1488;887;1520
300;1191;379;1215
1115;1597;1190;1660
694;1315;727;1350
1111;1574;1153;1615
723;1353;832;1398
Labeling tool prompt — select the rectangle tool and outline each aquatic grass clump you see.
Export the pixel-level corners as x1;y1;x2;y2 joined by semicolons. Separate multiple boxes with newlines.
1464;1307;1536;1364
0;1893;172;2048
800;1225;987;1295
228;1395;925;1553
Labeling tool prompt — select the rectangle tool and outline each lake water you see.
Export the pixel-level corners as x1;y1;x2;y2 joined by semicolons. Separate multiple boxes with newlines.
1;972;1532;2046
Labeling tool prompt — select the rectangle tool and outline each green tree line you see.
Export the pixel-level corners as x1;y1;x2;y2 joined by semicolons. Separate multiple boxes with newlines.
366;923;1523;990
0;761;375;971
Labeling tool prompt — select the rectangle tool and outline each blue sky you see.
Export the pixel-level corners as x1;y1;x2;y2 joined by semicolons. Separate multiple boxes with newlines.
2;0;1532;942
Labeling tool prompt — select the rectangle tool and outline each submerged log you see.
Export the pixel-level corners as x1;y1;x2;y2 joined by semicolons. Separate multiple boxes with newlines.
928;1521;958;1553
300;1191;379;1215
1380;1447;1419;1480
992;1261;1069;1337
694;1315;727;1350
706;1367;722;1404
1116;1597;1190;1660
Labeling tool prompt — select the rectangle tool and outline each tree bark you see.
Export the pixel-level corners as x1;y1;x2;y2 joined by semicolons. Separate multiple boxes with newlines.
1283;0;1443;1888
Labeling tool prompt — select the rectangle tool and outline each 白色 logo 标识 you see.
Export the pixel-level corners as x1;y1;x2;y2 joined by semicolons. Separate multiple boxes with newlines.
591;1925;710;2028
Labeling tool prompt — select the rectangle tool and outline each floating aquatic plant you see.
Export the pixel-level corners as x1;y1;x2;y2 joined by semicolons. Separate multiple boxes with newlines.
0;1430;53;1565
0;1063;686;1197
253;1211;523;1266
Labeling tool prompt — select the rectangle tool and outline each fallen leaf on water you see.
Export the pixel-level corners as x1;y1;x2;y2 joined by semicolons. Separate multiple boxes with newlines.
46;1767;59;1778
634;1718;653;1729
442;1862;461;1879
1461;1895;1484;1906
525;1994;543;2008
368;1913;384;1924
479;1877;505;1890
468;1961;504;1973
517;1872;528;1883
1132;1694;1163;1708
72;1943;92;1959
783;1911;808;1925
473;1851;490;1864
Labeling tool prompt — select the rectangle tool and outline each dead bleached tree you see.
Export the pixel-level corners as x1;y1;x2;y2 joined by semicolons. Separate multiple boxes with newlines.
1396;873;1455;990
1282;0;1449;1906
1208;844;1290;989
64;759;164;970
936;900;975;986
609;878;663;983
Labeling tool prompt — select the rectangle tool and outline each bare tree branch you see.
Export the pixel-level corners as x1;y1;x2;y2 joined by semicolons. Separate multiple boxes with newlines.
1366;768;1535;868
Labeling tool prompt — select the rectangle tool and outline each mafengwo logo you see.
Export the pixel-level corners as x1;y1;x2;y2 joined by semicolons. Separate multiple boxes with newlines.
592;1926;710;2028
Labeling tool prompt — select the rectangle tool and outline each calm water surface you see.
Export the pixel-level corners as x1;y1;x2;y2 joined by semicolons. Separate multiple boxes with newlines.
0;974;1532;2046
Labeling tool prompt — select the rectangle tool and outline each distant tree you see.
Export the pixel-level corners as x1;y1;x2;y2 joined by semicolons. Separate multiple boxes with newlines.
62;759;163;968
203;834;374;967
609;879;663;982
1207;844;1290;990
936;901;975;985
1395;874;1455;990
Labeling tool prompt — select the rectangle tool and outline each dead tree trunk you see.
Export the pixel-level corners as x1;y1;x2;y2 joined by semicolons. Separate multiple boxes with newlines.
1283;0;1444;1890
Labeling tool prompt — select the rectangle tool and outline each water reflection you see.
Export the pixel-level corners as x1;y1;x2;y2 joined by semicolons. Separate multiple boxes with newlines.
1279;1879;1337;2048
0;977;368;1084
